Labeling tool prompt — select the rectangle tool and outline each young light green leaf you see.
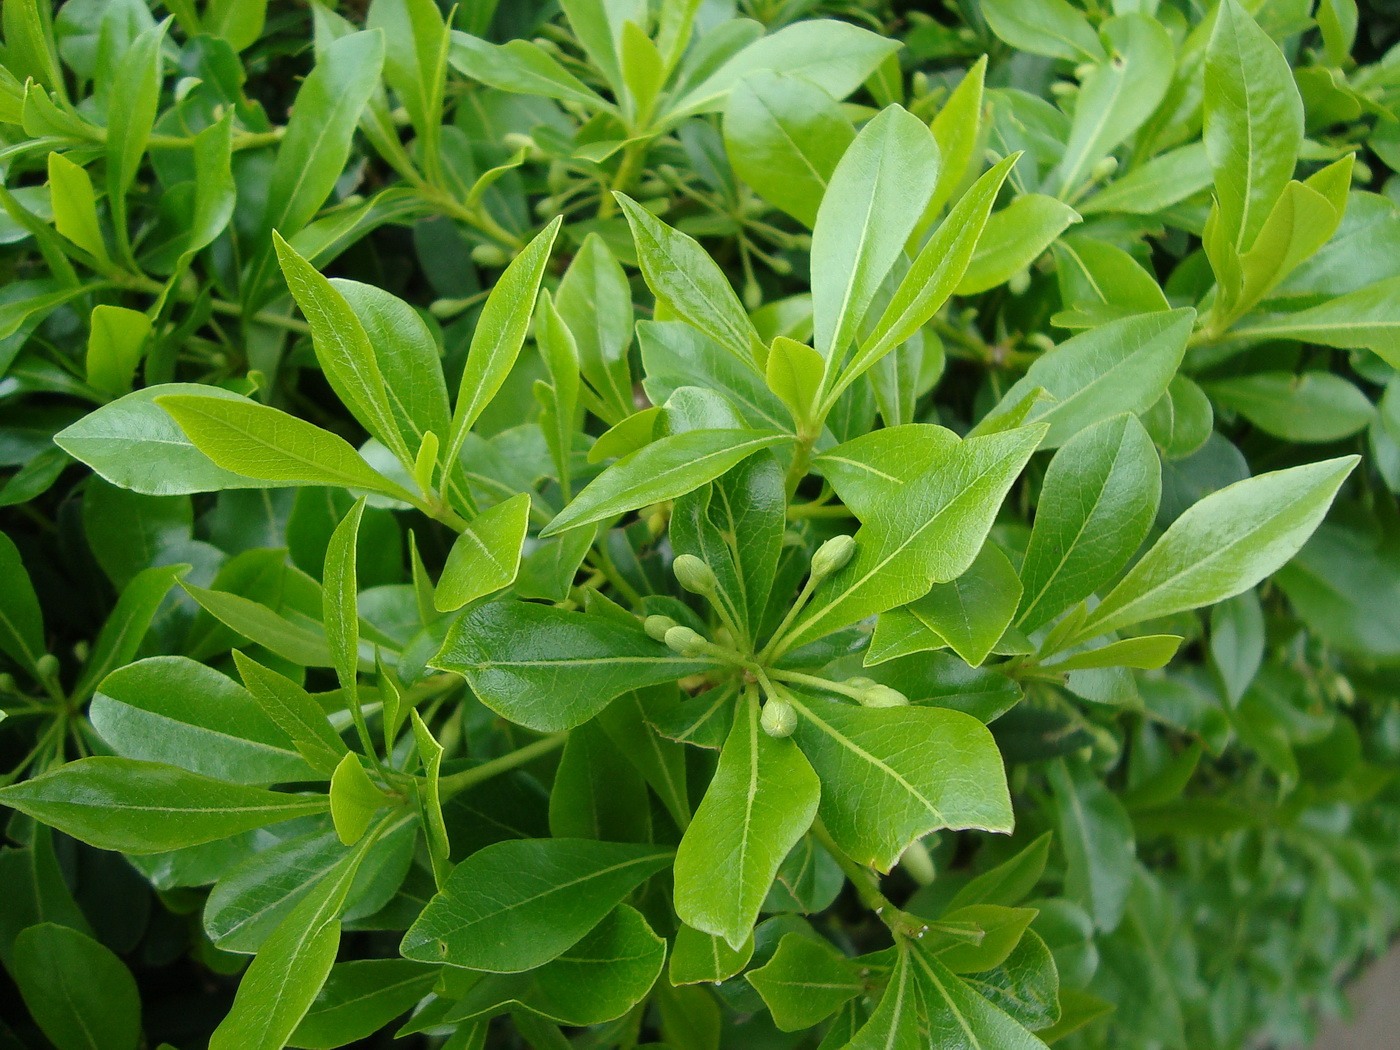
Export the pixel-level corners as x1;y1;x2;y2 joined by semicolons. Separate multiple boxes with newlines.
1017;414;1161;632
788;424;1044;650
400;838;671;971
723;71;856;229
847;154;1019;388
47;152;111;266
105;19;167;254
273;234;407;463
766;336;825;432
448;32;611;108
901;542;1021;667
910;945;1050;1050
669;925;755;986
555;233;632;426
1206;371;1374;443
234;651;348;776
90;656;319;786
616;194;764;367
947;832;1052;911
811;105;940;363
324;498;366;729
747;933;862;1031
444;217;562;467
436;492;531;612
988;309;1194;449
543;428;790;537
789;696;1013;872
209;831;375;1050
1046;635;1182;671
330;753;387;846
431;601;716;732
674;693;820;949
1225;273;1400;369
980;0;1104;62
956;194;1080;296
157;395;410;496
924;55;987;222
85;305;150;397
1204;0;1304;250
1076;455;1359;639
0;757;329;854
842;946;922;1050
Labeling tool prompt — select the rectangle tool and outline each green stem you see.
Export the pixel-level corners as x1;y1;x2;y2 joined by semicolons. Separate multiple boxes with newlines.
759;571;821;664
597;141;647;218
437;733;568;799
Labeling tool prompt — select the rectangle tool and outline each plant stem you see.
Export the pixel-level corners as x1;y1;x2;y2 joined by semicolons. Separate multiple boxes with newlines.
437;732;568;800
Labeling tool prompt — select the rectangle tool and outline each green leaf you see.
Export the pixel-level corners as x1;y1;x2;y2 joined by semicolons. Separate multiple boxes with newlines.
1078;143;1213;216
234;651;348;776
910;945;1050;1050
933;905;1037;973
672;20;900;118
436;492;531;612
1075;455;1358;639
1274;523;1400;664
85;305;151;397
988;309;1194;449
334;278;452;456
849;154;1019;386
409;709;450;864
324;498;366;731
448;32;610;108
289;959;438;1050
898;542;1021;667
367;0;448;146
260;29;386;241
1052;16;1174;199
445;218;562;466
274;234;408;463
790;424;1044;649
206;0;267;50
616;194;763;366
330;753;388;846
55;384;272;495
549;719;651;843
1226;274;1400;369
1017;414;1160;632
90;656;319;786
948;833;1052;911
980;0;1103;62
766;336;826;431
723;71;855;229
669;925;755;986
12;923;141;1050
105;20;167;252
209;831;375;1050
183;583;336;669
0;529;44;674
400;838;671;972
443;904;667;1027
1047;759;1134;931
963;929;1060;1032
1206;371;1374;443
157;395;409;496
543;428;789;537
431;601;716;732
843;946;921;1050
956;194;1080;296
555;233;633;426
74;562;187;698
674;693;820;949
596;687;693;833
0;757;329;854
47;151;110;266
811;105;939;363
747;933;862;1031
1046;635;1181;671
925;55;987;222
789;696;1013;871
1204;0;1304;250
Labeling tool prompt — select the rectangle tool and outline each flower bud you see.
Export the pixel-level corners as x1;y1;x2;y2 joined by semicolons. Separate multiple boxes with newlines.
470;244;509;268
672;554;717;595
1007;268;1031;296
1090;156;1119;183
0;673;16;694
761;698;798;738
811;535;856;580
644;615;679;643
859;684;909;708
503;132;536;154
664;625;709;658
843;676;876;691
36;654;60;680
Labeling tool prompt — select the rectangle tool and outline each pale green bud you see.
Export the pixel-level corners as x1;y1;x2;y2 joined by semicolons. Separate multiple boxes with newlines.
471;244;509;268
644;615;679;643
761;698;798;738
1089;156;1119;182
673;554;717;595
0;673;16;694
860;684;909;708
1007;269;1031;296
664;625;709;658
811;535;856;579
36;654;60;679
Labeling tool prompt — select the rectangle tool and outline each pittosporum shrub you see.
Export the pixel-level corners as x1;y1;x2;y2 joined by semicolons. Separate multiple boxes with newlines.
2;1;1400;1048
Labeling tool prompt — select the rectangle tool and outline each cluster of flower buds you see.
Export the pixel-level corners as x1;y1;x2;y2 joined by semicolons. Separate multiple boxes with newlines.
843;676;909;708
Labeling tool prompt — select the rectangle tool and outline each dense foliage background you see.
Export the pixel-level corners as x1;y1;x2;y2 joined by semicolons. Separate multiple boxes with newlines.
3;1;1400;1048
